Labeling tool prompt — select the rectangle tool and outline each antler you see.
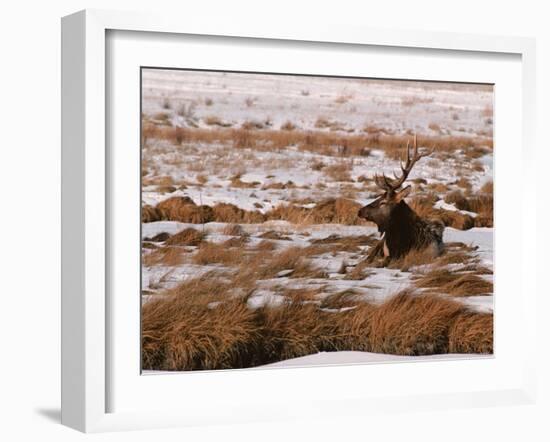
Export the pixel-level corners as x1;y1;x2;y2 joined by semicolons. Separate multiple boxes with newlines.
374;135;433;192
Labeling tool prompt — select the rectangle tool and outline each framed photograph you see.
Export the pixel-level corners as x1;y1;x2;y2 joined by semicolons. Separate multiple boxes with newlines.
61;9;537;432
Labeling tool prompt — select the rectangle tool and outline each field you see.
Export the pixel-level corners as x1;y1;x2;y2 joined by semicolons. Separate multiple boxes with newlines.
140;69;494;371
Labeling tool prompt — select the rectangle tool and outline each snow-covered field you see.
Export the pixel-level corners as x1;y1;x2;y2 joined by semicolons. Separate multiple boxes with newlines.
140;69;494;370
142;70;493;138
142;221;493;314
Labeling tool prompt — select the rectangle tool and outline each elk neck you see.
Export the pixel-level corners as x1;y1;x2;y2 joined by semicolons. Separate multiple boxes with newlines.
384;201;420;258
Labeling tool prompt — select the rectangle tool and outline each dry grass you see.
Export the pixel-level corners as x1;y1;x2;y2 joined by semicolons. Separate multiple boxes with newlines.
244;246;326;280
439;274;493;297
468;195;494;227
165;228;206;246
142;123;492;159
368;291;463;355
410;196;477;230
256;302;347;362
144;232;170;242
213;203;266;224
262;181;296;190
311;234;377;253
255;240;278;252
145;197;365;226
323;162;353;182
267;198;364;225
204;115;231;127
319;290;362;309
222;224;245;236
142;204;161;223
155;185;177;194
444;190;470;211
142;284;259;371
455;177;472;192
192;242;245;266
230;174;260;188
145;187;492;232
442;190;493;228
258;230;292;241
463;145;491;159
156;197;215;224
480;180;493;195
428;122;441;132
142;285;493;371
414;268;493;296
448;312;493;353
344;259;375;280
412;268;457;288
196;174;208;185
387;247;441;272
143;246;187;267
280;121;297;131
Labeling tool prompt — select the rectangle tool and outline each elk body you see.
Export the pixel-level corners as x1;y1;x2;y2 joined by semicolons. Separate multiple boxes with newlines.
358;136;443;262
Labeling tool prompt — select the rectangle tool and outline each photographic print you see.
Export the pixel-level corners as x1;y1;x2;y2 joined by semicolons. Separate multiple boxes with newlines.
140;68;494;372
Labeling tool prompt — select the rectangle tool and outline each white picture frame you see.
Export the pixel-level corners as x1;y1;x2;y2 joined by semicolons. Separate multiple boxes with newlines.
61;9;537;433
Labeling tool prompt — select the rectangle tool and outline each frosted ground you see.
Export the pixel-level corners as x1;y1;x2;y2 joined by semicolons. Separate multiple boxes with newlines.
141;69;494;368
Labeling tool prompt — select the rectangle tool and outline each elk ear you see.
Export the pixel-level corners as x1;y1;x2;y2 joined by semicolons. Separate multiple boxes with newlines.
395;185;412;203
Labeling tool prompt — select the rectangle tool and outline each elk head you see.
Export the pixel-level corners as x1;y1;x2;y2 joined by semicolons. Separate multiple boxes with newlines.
358;135;432;232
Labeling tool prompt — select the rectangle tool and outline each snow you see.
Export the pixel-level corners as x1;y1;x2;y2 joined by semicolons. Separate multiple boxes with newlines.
142;350;491;374
143;70;493;138
259;351;491;369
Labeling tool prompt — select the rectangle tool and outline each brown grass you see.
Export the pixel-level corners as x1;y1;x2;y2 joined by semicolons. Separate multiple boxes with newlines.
369;291;465;355
414;268;493;296
311;234;377;253
324;162;353;182
142;283;259;371
413;268;457;288
143;246;187;267
442;190;493;228
192;242;245;266
480;180;493;195
261;181;296;190
212;203;266;223
387;247;441;272
455;177;472;192
155;185;177;194
448;312;493;353
439;274;493;297
319;290;362;309
142;190;486;231
281;121;297;131
142;204;161;223
230;174;260;188
344;259;375;280
144;232;170;242
142;123;492;159
160;203;214;224
258;230;292;241
222;224;245;236
257;302;347;362
255;240;277;252
142;285;492;370
245;246;326;280
204;115;231;127
444;190;470;211
409;197;476;230
267;198;364;225
165;228;206;246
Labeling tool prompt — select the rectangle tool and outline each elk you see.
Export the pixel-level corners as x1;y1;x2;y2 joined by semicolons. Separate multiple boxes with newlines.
358;135;443;263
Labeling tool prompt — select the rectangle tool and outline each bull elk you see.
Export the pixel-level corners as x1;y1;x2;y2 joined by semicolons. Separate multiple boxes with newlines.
358;135;443;262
